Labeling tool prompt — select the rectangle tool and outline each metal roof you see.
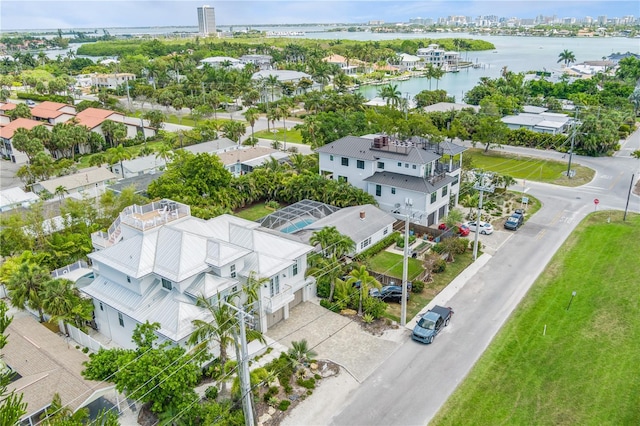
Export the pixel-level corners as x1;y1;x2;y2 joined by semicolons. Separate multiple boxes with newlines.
364;171;456;193
316;135;441;165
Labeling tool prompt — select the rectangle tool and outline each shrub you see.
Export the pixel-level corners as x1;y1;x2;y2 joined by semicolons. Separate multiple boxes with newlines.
316;279;330;298
353;232;400;261
278;400;291;411
266;200;280;210
362;313;374;323
296;377;316;389
205;386;218;400
263;386;279;402
363;296;387;319
320;298;339;312
268;397;279;407
82;347;89;353
314;374;321;380
224;360;238;375
411;280;425;293
432;259;447;273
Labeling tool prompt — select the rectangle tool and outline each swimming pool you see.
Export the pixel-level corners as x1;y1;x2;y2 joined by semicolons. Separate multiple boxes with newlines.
280;218;316;234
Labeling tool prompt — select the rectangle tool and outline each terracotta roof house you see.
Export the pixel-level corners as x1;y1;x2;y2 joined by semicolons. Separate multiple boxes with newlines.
0;118;52;164
76;108;144;139
30;101;76;125
323;54;359;75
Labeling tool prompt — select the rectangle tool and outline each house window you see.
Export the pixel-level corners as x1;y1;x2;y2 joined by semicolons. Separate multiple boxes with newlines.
360;237;372;250
383;227;388;235
126;276;131;283
292;261;299;276
375;185;382;196
412;164;417;169
99;302;103;311
405;163;409;168
452;176;459;185
118;312;124;327
377;161;384;169
230;264;236;278
232;285;238;293
431;192;437;204
391;187;396;195
161;278;172;290
338;176;347;183
397;162;402;167
330;155;334;161
357;160;365;169
341;157;349;166
442;186;448;197
270;275;280;297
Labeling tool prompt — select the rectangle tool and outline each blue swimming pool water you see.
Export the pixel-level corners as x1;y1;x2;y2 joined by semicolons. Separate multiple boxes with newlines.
280;218;316;234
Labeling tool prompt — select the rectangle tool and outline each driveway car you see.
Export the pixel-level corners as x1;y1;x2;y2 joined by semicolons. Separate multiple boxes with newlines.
412;305;454;344
504;214;523;230
439;223;470;236
369;285;409;303
26;100;36;107
466;221;494;235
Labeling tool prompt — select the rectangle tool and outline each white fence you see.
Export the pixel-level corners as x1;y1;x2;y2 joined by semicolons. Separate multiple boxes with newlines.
66;323;105;353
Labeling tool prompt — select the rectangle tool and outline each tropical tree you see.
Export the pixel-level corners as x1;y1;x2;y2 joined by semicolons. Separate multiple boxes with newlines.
287;339;317;370
309;226;355;259
557;49;576;67
378;84;401;108
347;265;382;316
11;128;43;162
54;185;68;202
629;87;640;116
221;120;246;144
277;102;292;150
243;107;260;140
6;262;50;322
143;109;165;130
42;278;93;335
106;145;132;178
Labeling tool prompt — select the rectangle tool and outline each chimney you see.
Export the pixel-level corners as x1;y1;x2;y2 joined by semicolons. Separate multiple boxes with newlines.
360;210;366;220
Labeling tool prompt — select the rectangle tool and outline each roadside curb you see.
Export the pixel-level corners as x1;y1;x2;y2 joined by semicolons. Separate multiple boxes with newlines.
405;253;492;329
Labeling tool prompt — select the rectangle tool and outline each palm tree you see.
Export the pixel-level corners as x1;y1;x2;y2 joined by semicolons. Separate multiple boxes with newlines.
346;265;382;316
378;84;401;108
243;107;260;140
629;87;640;116
310;226;355;260
6;262;50;322
106;145;132;178
287;339;317;370
41;278;79;335
277;103;292;150
54;185;67;202
155;142;174;163
557;49;576;67
242;271;269;315
221;120;246;144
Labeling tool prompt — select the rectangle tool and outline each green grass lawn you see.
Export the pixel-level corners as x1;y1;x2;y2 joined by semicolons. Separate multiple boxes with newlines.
368;251;423;282
432;211;640;425
234;203;273;221
385;250;475;322
467;149;594;187
254;128;304;144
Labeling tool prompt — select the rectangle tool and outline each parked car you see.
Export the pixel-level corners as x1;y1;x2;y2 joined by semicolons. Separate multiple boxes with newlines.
412;305;454;344
439;223;470;237
369;285;409;303
504;214;524;230
466;221;494;235
25;99;36;107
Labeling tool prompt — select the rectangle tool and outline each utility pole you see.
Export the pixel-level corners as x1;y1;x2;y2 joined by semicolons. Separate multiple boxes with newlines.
224;302;255;426
473;171;494;261
567;107;579;179
400;197;412;327
623;173;635;221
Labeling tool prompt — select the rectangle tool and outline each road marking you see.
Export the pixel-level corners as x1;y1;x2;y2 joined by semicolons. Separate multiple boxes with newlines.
559;216;573;224
549;210;563;226
598;174;613;180
608;172;624;190
536;229;546;240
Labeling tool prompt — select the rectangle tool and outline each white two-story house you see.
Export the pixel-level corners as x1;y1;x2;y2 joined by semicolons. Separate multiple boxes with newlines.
82;199;314;349
317;135;465;226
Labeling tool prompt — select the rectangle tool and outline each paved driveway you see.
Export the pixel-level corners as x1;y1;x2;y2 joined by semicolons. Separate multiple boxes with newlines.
1;159;22;190
266;300;404;382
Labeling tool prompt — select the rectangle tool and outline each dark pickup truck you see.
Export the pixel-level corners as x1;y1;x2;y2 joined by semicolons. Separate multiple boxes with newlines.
412;305;454;344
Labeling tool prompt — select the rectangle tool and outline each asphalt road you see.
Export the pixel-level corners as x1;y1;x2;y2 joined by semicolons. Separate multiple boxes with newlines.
330;135;640;426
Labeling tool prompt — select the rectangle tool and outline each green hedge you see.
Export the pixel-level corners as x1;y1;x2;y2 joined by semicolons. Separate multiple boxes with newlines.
353;231;400;261
16;92;74;105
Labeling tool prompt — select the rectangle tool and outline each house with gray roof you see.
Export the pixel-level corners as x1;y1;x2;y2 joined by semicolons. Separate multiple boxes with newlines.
501;112;572;134
317;135;466;226
82;199;314;348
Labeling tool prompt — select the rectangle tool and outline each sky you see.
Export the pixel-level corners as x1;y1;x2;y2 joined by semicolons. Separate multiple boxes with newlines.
1;0;637;30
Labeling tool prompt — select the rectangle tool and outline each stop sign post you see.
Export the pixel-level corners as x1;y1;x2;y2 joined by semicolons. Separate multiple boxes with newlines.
594;198;599;211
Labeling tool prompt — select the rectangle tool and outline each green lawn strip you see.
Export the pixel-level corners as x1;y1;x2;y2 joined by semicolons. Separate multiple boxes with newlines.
254;128;304;144
432;212;640;426
368;251;423;281
466;149;594;187
234;203;272;221
385;250;475;322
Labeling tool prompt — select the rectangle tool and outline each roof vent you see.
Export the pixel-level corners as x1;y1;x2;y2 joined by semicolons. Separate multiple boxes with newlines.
360;210;366;220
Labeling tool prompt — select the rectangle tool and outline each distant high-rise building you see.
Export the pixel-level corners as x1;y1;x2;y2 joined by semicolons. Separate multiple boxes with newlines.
197;5;216;36
597;15;607;25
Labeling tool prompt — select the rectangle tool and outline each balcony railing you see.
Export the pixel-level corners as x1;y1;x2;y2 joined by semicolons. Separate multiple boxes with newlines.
263;284;294;313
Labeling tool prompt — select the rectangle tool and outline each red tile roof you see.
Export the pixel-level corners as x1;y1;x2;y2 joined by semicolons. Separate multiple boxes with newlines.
76;107;119;119
0;103;17;111
0;118;49;139
36;101;68;111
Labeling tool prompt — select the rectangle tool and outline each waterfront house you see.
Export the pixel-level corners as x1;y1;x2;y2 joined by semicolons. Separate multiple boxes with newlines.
251;70;321;101
397;53;422;70
82;199;314;348
322;54;358;75
317;135;466;226
416;44;460;68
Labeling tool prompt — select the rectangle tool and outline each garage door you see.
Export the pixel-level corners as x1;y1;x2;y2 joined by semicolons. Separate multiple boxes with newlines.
266;307;284;328
290;289;303;308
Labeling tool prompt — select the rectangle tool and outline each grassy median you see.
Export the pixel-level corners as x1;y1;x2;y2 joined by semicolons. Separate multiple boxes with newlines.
432;211;640;425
